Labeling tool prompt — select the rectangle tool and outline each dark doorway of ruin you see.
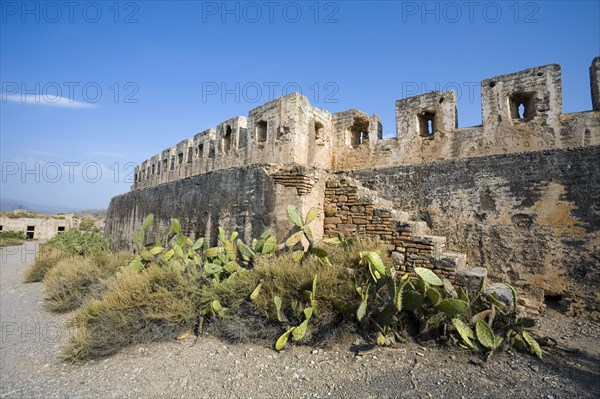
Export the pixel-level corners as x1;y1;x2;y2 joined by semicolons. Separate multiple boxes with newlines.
256;120;267;143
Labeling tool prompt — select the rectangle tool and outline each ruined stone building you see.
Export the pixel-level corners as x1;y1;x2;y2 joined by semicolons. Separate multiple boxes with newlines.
106;58;600;314
0;210;74;240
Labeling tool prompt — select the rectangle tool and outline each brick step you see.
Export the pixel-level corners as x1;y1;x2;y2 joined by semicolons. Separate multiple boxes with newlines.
323;175;489;293
456;266;488;291
412;234;446;257
407;221;430;236
432;250;466;270
390;209;410;223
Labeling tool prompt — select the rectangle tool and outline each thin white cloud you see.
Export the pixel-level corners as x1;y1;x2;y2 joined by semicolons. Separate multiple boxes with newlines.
2;94;96;109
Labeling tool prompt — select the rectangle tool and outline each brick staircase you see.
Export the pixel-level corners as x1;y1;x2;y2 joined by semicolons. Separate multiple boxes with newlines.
323;176;487;287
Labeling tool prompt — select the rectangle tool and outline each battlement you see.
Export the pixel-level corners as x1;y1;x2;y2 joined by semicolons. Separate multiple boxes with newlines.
133;57;600;190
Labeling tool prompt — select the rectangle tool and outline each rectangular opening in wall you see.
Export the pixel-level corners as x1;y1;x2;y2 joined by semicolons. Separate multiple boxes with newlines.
178;152;184;164
313;121;324;139
151;164;155;175
187;147;193;163
170;155;175;170
256;120;267;143
0;225;3;231
146;167;150;179
509;92;536;121
197;143;204;158
163;159;168;173
57;226;65;232
26;226;34;239
224;125;232;153
349;117;369;148
418;111;436;138
157;162;161;174
238;128;248;148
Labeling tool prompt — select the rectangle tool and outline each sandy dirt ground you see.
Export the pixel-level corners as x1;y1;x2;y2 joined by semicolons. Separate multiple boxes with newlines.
1;243;599;399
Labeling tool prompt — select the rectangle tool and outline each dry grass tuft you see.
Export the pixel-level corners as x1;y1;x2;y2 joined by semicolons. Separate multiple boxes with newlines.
198;269;261;312
251;252;356;322
63;265;197;361
24;246;68;283
61;235;393;359
199;236;392;346
207;302;282;345
44;251;133;312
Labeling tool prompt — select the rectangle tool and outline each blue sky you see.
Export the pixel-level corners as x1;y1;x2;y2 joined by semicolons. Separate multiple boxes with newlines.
1;0;599;210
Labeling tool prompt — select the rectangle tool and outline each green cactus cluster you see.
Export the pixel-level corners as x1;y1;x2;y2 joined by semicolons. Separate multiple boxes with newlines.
351;251;542;359
118;205;542;359
271;274;318;351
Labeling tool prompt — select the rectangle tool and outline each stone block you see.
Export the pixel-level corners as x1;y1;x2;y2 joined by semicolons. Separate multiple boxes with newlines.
456;267;488;291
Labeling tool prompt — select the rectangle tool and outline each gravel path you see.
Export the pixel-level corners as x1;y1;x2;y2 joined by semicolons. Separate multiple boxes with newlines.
1;244;599;399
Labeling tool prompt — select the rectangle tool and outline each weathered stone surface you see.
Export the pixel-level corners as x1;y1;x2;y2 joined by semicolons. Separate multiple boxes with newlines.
108;59;600;313
486;283;515;309
132;60;599;190
105;164;324;250
346;146;600;306
106;165;274;250
0;212;75;240
391;251;405;265
457;267;488;291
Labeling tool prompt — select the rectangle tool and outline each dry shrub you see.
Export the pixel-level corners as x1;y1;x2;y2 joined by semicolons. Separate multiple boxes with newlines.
44;256;103;312
252;237;391;318
43;251;133;312
198;269;261;311
206;237;391;345
91;251;135;275
24;246;68;282
62;235;393;359
207;302;283;345
199;269;281;344
542;265;570;296
251;252;356;321
0;237;25;247
63;265;197;361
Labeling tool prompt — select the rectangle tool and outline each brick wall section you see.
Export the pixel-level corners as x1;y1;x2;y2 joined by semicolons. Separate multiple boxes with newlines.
271;169;316;196
323;179;391;239
323;178;458;283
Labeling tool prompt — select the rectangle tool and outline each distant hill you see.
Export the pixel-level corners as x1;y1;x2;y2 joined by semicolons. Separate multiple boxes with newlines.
73;209;108;219
0;198;104;215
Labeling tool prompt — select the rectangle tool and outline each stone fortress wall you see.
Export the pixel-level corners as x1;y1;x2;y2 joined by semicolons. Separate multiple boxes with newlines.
108;58;600;315
132;59;600;190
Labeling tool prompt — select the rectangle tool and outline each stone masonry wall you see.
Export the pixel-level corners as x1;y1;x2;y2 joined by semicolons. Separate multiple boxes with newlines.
132;58;600;191
0;214;74;240
322;177;466;284
108;58;600;315
106;164;325;251
345;145;600;314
